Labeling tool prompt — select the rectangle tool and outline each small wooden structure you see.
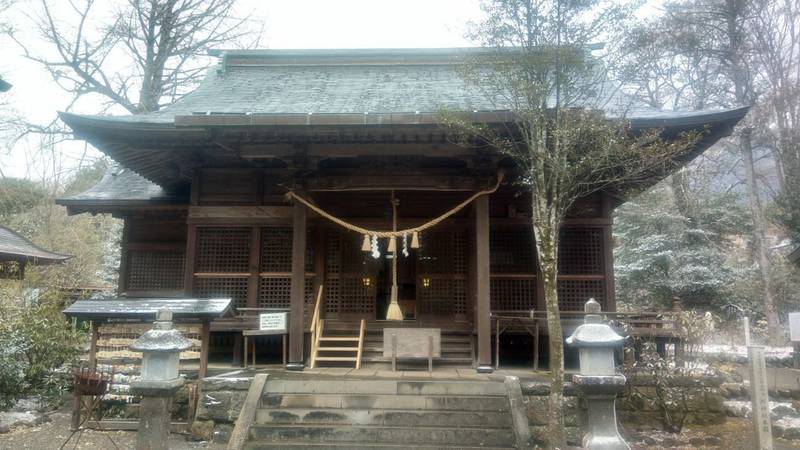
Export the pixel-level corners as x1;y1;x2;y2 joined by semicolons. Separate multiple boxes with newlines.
242;310;289;367
0;225;70;279
56;48;747;371
62;298;232;379
384;328;441;372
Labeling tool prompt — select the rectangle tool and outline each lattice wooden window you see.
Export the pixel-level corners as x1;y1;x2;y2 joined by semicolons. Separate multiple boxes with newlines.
324;229;376;315
557;279;604;311
490;277;536;311
417;278;466;315
418;230;467;274
416;229;467;316
260;227;292;272
258;277;291;308
260;227;314;273
195;228;251;273
491;227;536;274
558;228;603;275
325;278;340;314
339;277;375;314
127;250;185;291
195;277;249;309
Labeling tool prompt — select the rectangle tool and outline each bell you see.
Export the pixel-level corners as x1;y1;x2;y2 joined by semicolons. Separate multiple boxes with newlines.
411;232;420;249
361;234;371;252
387;236;397;253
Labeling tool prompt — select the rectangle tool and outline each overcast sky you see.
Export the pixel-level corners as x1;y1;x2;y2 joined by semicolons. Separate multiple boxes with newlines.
0;0;484;180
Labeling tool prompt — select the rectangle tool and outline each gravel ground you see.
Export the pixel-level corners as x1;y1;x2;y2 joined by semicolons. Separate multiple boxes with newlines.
625;418;800;450
2;406;800;449
0;407;223;450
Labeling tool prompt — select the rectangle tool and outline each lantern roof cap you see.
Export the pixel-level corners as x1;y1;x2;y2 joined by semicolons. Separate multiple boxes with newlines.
566;299;626;347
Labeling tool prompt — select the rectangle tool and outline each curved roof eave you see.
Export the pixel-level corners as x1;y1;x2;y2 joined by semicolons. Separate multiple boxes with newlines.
59;106;750;132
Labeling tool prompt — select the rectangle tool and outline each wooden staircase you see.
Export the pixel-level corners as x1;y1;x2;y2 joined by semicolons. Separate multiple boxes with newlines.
310;318;366;368
309;285;365;369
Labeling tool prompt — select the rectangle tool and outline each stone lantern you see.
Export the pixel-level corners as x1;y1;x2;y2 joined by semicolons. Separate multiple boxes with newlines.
129;308;192;450
566;298;630;450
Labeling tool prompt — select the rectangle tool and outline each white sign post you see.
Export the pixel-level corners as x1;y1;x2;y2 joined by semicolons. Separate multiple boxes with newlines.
259;312;287;333
748;345;773;450
788;313;800;369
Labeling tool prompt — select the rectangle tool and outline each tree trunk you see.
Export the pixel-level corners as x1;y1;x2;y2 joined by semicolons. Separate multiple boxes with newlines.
739;129;781;343
532;204;566;450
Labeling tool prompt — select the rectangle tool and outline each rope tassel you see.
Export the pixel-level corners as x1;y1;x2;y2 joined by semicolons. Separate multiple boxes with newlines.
411;231;420;249
387;236;397;253
361;234;371;252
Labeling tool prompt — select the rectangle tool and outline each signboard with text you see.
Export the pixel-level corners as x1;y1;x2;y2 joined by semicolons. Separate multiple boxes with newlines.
259;312;287;333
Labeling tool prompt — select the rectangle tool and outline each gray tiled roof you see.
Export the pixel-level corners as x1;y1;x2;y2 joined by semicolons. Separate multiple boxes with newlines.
58;168;180;205
93;48;647;123
0;226;70;263
63;298;232;321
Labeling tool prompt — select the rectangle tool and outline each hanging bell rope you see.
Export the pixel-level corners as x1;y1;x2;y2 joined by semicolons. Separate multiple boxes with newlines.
285;171;504;238
386;190;403;321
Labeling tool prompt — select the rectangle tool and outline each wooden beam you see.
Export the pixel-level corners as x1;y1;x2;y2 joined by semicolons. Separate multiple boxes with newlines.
288;202;307;369
188;206;293;221
239;142;477;159
304;174;489;192
474;195;492;372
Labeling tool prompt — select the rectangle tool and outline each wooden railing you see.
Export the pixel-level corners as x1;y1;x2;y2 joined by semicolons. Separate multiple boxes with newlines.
490;309;683;338
309;285;324;369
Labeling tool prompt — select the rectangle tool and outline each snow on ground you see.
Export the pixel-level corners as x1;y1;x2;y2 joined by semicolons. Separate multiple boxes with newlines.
700;344;794;359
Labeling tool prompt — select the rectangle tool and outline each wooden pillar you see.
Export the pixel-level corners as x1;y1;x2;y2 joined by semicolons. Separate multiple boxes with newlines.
118;219;130;296
184;224;197;296
475;196;492;372
199;321;210;379
88;321;99;372
246;226;261;309
601;192;616;312
602;225;616;312
288;202;307;370
184;172;199;297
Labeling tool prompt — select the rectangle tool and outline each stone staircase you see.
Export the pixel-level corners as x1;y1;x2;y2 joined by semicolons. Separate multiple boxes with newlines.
244;377;515;449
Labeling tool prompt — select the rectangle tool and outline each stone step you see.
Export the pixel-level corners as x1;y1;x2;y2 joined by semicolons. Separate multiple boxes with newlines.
319;337;360;341
248;424;515;447
360;356;473;364
255;408;512;428
266;379;506;396
261;393;509;412
315;356;358;362
244;443;512;450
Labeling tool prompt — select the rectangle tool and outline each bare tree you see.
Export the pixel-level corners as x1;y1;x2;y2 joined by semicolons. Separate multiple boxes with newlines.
448;1;699;447
14;0;262;114
750;0;800;237
622;0;785;342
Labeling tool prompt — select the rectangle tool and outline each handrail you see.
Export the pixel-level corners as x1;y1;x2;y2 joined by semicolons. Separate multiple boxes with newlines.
309;285;324;369
356;319;365;370
309;284;324;333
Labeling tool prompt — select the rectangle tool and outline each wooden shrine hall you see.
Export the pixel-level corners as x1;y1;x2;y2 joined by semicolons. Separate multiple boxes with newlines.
57;48;747;373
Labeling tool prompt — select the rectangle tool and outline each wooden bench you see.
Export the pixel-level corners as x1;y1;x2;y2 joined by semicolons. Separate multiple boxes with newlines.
383;328;441;372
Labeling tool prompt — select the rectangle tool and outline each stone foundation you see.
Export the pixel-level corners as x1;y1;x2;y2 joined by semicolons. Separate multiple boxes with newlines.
521;374;726;447
618;374;726;427
191;376;251;443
